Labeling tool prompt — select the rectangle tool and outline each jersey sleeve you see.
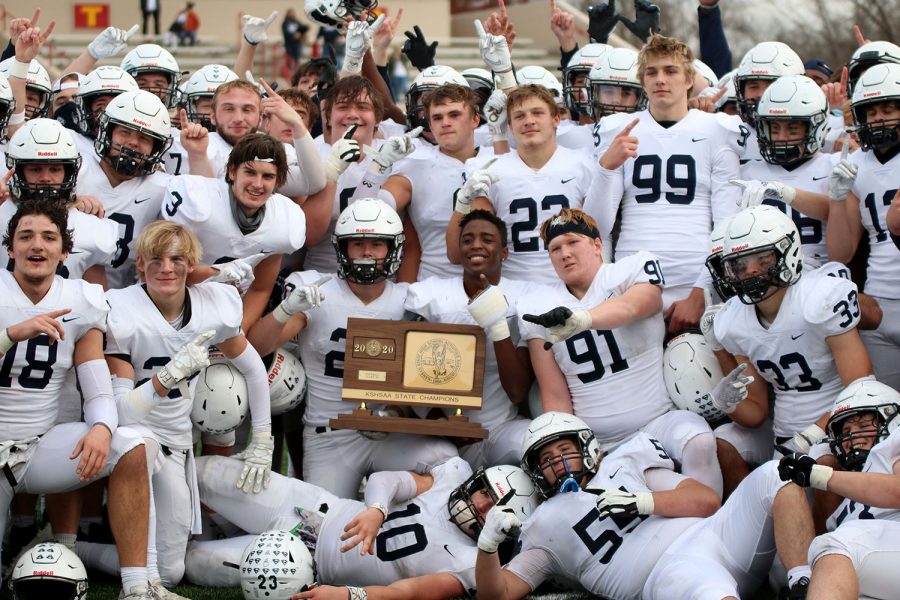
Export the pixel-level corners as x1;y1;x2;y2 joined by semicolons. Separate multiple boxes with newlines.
802;271;861;336
203;282;243;341
604;252;667;293
162;174;215;226
504;547;557;593
404;279;437;321
104;290;134;356
74;280;110;335
713;300;743;357
274;194;307;252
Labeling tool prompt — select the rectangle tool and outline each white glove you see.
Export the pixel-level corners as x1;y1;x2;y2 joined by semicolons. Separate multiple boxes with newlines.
242;11;279;45
368;126;422;174
791;423;827;454
729;179;796;208
473;20;514;89
594;488;654;518
522;307;592;348
710;363;754;414
325;126;362;182
455;160;497;214
484;89;508;141
699;290;723;352
342;14;385;75
88;25;138;60
273;275;331;323
209;253;267;291
829;139;857;201
477;506;521;553
467;285;511;342
156;330;215;391
235;432;275;494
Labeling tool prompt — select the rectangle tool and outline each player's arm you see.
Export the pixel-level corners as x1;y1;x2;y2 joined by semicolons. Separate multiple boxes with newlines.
887;188;900;236
72;328;118;481
446;196;493;264
722;356;769;429
857;292;883;330
246;275;330;356
240;254;282;332
786;189;830;221
217;335;272;433
475;549;535;600
825;191;864;264
814;457;900;508
527;338;573;414
300;180;338;247
294;573;464;600
396;213;421;283
82;264;110;290
827;328;874;385
62;24;138;77
644;472;721;517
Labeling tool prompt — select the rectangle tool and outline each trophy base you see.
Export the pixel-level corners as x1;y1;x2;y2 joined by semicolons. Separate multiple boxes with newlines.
329;409;487;439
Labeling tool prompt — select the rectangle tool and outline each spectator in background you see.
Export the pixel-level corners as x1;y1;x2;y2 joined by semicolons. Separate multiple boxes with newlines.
317;25;344;70
141;0;161;36
282;9;310;72
804;58;834;87
180;2;200;47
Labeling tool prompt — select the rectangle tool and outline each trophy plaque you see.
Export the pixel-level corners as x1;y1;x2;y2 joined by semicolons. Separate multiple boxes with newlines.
330;318;488;439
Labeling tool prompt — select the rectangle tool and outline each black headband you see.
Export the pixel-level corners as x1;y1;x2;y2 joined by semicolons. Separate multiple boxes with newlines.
544;217;600;246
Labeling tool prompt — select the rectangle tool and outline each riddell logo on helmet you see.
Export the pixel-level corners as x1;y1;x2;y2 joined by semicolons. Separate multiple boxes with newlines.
267;352;284;385
132;119;152;127
750;69;770;75
31;571;55;576
36;151;58;157
355;228;375;233
768;109;787;114
833;403;851;415
731;243;750;251
494;482;506;496
863;91;882;97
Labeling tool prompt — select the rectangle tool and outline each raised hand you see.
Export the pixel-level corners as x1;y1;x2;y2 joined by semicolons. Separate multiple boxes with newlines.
179;107;209;156
242;11;279;46
689;85;727;113
599;117;640;170
709;363;754;414
618;0;661;43
5;308;72;347
829;138;857;201
342;14;386;75
474;19;512;75
699;289;723;351
587;1;619;44
467;281;511;342
14;11;56;64
156;330;215;391
549;0;577;51
454;158;497;214
325;125;362;182
483;0;516;51
477;502;522;553
484;89;508;140
821;66;848;110
273;275;332;323
729;179;796;208
88;24;138;60
372;7;403;63
401;25;437;71
209;253;266;291
522;306;592;349
367;126;422;174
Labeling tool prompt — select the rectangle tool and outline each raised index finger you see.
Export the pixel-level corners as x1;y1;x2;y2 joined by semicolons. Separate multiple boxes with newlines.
498;0;508;19
550;0;558;15
259;78;276;96
46;308;73;319
314;275;333;287
839;66;848;95
711;85;727;102
28;8;40;27
840;136;850;160
124;24;140;39
473;19;487;39
192;330;216;346
264;11;279;27
618;117;640;137
853;24;866;47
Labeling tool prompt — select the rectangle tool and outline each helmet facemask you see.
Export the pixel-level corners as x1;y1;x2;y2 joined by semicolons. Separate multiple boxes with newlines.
758;115;825;167
705;252;736;301
523;430;598;498
95;115;172;177
9;159;82;204
334;235;403;284
722;240;795;305
589;81;647;121
827;409;895;471
563;68;592;117
0;95;15;140
852;100;900;152
185;94;216;131
447;468;495;540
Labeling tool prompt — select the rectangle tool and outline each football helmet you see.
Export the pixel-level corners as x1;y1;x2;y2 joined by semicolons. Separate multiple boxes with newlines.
405;65;469;131
714;69;738;113
191;351;250;435
827;378;900;471
304;0;378;28
563;43;611;116
734;42;804;127
705;216;737;301
183;64;239;130
756;75;829;167
448;465;539;540
721;205;803;305
332;198;404;284
95;89;173;177
515;65;563;100
693;59;718;89
10;542;88;600
520;411;602;498
267;347;307;415
120;44;182;108
75;66;140;139
0;75;16;140
5;118;82;204
847;41;900;93
462;67;494;116
0;58;52;119
239;530;315;599
850;62;900;151
663;332;726;423
587;47;646;120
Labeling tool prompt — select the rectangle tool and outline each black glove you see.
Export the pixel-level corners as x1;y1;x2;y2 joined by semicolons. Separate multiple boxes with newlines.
777;450;817;487
587;1;619;44
522;306;573;329
618;0;661;43
402;25;437;71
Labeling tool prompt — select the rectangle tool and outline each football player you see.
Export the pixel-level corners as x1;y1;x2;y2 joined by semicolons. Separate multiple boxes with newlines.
406;210;532;468
588;33;744;332
247;199;457;498
826;63;900;392
71;65;139;151
0;199;152;599
474;412;720;600
517;208;723;494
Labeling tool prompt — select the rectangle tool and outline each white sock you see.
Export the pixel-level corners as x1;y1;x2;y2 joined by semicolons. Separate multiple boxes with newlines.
787;565;812;587
146;476;161;582
55;532;77;550
120;566;149;594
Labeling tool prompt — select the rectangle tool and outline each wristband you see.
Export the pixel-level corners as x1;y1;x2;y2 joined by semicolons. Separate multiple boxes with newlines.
272;303;293;324
8;111;25;126
9;58;29;80
810;465;834;491
0;328;15;354
495;69;516;91
368;502;388;520
243;34;260;46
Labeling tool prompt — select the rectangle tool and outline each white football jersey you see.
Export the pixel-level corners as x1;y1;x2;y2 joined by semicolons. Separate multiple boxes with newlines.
744;125;763;163
517;252;673;447
316;457;477;591
474;146;595;283
589;109;746;289
162;175;306;265
715;267;860;438
0;271;108;440
850;149;900;299
104;282;243;449
740;153;833;265
162;127;187;176
206;131;233;179
0;203;118;280
393;144;495;280
508;434;699;599
827;427;900;530
75;154;169;289
73;131;97;159
405;276;529;430
285;271;409;427
556;121;594;152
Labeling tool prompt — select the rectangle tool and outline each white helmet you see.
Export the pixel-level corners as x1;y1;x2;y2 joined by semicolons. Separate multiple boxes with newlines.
447;465;540;540
827;378;900;471
705;216;737;301
5;118;82;204
693;59;718;89
95;89;173;176
714;69;738;112
721;205;803;304
267;347;307;415
520;411;602;498
183;64;239;129
563;43;611;116
332;198;404;284
462;67;494;114
663;332;726;423
305;0;378;28
587;47;646;120
10;542;88;600
0;58;52;118
191;351;250;435
405;65;469;130
850;62;900;151
516;65;563;100
847;41;900;93
756;75;829;166
120;44;182;108
240;530;315;599
76;66;140;138
734;42;804;127
0;75;16;139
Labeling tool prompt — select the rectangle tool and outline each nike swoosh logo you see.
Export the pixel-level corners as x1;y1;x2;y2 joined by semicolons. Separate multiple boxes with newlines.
443;544;456;558
692;137;707;142
812;176;829;181
62;316;79;322
68;250;84;254
134;198;151;204
791;332;804;340
561;177;576;184
609;466;622;479
260;250;273;254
